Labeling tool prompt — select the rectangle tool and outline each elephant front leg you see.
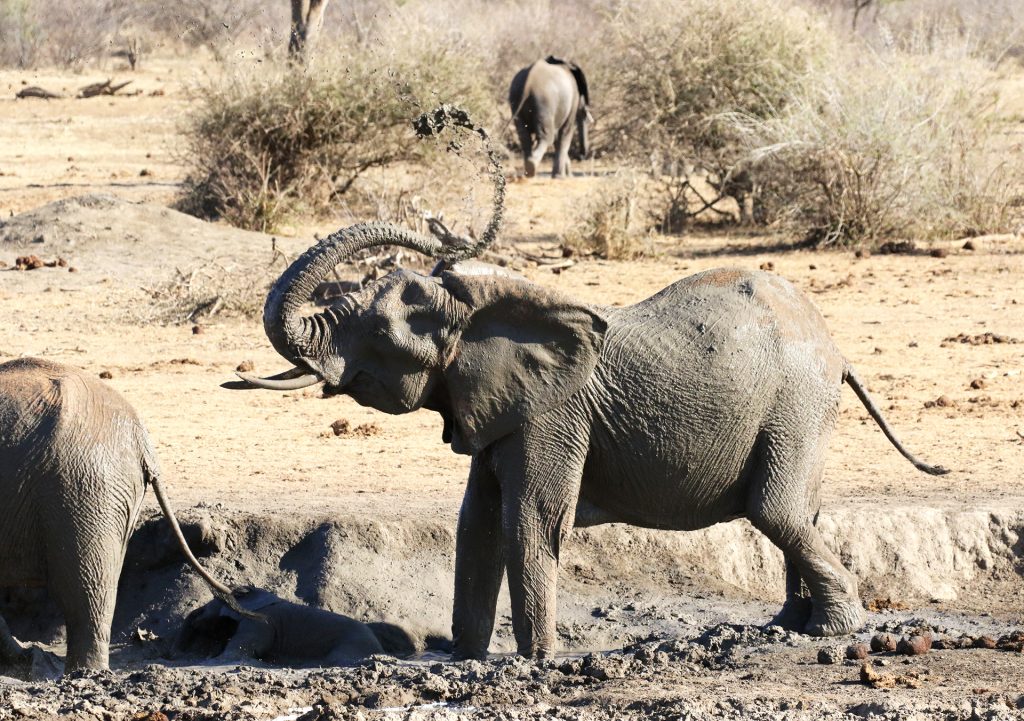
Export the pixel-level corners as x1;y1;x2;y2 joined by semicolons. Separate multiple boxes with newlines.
452;455;505;660
493;424;587;659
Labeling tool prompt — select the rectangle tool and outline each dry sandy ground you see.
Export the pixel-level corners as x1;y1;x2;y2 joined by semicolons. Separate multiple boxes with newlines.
0;59;1023;720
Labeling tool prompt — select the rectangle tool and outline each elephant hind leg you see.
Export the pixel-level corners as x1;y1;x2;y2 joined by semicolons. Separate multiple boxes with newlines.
747;444;864;637
50;551;121;671
552;123;575;179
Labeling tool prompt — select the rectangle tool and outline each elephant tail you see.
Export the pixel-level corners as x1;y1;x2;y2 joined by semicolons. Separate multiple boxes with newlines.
142;460;264;620
843;364;950;475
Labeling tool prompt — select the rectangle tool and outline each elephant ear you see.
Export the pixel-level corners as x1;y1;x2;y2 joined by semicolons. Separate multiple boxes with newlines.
545;55;589;105
569;63;589;107
440;272;607;454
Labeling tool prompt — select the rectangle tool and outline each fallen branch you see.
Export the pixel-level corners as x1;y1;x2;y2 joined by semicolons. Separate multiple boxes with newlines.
78;79;133;99
15;86;61;100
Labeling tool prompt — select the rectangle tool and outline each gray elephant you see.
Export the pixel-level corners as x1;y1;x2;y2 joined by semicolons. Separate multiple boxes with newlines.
174;588;383;666
174;587;451;665
230;224;947;660
0;358;243;674
508;56;590;178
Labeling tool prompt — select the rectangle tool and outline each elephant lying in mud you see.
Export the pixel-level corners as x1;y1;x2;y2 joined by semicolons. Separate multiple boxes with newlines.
0;358;243;675
509;56;591;177
175;587;449;665
230;223;948;659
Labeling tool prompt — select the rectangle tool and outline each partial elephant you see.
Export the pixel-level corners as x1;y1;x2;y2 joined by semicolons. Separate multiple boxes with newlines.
0;358;242;674
175;588;383;666
174;587;451;665
508;56;590;178
230;224;948;660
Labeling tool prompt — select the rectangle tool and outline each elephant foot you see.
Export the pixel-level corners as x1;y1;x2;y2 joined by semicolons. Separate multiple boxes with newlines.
804;598;866;637
765;596;812;631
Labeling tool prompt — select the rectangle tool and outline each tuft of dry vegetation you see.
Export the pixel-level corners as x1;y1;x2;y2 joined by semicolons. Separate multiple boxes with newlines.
729;36;1024;245
562;173;651;260
142;261;282;324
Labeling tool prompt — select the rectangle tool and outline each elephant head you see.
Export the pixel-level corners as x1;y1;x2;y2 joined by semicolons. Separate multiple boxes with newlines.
231;223;607;453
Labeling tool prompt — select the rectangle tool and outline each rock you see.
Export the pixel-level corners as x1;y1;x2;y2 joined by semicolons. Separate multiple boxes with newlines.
99;370;113;379
331;419;350;436
929;248;948;258
970;378;986;389
817;645;845;664
191;324;203;335
15;254;45;270
896;635;931;656
236;360;254;373
973;635;997;649
846;643;870;660
962;240;976;250
870;633;898;653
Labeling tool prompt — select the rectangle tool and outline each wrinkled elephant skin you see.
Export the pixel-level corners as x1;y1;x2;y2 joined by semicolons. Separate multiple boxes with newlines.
175;589;385;666
236;224;949;660
0;358;239;675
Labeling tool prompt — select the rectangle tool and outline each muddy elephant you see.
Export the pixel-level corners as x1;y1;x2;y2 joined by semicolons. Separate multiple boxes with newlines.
175;587;451;665
230;224;948;660
0;358;242;674
508;56;590;178
174;588;383;665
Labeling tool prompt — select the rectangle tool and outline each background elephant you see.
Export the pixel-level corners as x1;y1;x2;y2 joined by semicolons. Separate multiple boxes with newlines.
0;357;242;674
508;56;590;178
231;223;947;660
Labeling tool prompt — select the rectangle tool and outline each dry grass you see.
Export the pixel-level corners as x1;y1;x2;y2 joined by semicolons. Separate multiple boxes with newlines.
562;173;652;260
142;260;283;325
729;34;1024;245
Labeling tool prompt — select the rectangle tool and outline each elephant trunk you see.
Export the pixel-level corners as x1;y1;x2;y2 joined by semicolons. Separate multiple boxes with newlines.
263;223;448;366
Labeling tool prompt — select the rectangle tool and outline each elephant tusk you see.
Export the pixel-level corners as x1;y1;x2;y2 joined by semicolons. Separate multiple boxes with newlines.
222;368;323;391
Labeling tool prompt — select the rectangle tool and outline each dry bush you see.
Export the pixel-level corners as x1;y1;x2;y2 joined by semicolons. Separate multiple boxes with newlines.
729;36;1024;245
562;173;651;260
814;0;1024;66
0;0;122;69
177;46;493;232
143;261;283;324
597;0;834;162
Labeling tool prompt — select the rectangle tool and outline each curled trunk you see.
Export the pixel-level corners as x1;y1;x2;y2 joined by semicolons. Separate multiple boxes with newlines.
264;223;449;366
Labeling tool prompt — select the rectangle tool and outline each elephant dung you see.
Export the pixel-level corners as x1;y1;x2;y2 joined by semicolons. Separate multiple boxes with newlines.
870;633;898;653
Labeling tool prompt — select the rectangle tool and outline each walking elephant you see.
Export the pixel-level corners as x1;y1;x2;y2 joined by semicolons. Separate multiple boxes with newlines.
0;358;243;674
508;56;591;178
229;223;948;660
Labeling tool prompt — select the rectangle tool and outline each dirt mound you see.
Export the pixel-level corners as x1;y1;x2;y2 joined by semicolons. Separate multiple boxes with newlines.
0;194;300;284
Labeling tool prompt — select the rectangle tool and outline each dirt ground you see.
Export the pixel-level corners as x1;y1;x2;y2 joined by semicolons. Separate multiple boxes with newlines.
1;60;1023;720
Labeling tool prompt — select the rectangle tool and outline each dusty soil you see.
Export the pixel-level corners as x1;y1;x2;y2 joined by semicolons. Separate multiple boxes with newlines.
0;60;1023;720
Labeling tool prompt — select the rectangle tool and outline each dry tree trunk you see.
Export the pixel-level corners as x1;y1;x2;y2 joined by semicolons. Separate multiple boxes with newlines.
288;0;331;59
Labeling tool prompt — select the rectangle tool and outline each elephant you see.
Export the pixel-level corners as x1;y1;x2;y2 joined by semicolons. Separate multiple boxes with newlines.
174;587;383;666
229;223;948;660
508;56;591;178
174;587;451;665
0;357;244;674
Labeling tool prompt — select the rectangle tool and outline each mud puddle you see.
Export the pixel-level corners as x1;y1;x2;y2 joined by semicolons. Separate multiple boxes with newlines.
2;507;1023;719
